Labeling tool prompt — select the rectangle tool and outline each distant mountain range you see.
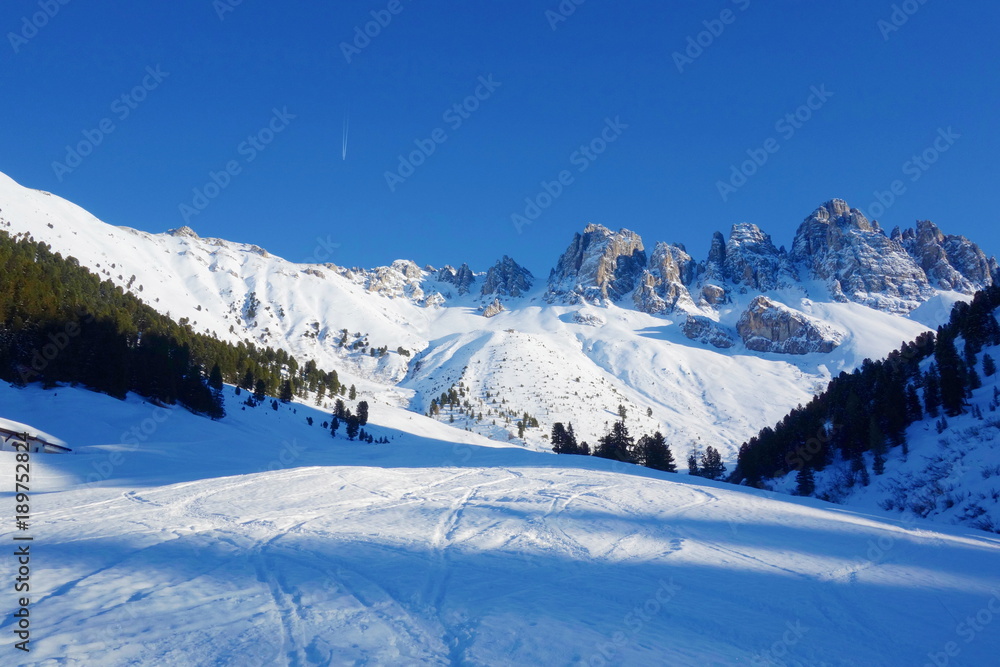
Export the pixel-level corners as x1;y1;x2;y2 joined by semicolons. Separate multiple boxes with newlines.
1;171;993;461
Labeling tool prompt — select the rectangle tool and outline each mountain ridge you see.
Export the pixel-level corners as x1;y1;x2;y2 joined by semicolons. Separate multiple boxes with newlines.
0;171;984;462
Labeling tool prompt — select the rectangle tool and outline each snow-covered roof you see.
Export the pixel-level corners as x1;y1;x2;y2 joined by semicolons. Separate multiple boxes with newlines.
0;417;69;448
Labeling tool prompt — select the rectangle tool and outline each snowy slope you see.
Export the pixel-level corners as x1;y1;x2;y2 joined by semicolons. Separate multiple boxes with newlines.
2;383;1000;665
0;172;945;462
770;338;1000;534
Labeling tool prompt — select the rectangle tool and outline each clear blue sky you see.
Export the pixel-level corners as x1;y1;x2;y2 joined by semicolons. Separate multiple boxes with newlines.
3;0;998;277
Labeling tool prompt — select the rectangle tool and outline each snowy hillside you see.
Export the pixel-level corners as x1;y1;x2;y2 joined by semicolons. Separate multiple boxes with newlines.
771;335;1000;534
2;383;1000;665
0;172;986;463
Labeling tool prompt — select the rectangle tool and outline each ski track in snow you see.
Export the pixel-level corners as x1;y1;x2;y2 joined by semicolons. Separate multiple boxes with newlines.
3;380;1000;665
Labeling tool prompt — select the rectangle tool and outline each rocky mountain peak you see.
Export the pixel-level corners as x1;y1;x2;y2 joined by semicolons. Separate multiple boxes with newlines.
482;256;533;297
546;224;646;303
722;223;795;292
167;226;200;239
438;263;476;295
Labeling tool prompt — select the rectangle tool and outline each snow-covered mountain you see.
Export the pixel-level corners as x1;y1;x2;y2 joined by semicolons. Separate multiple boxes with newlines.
0;171;994;461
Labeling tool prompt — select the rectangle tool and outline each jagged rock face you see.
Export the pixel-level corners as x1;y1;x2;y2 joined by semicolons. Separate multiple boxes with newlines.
547;224;646;303
682;315;734;349
905;220;996;292
736;296;842;354
362;260;426;301
167;226;199;239
482;298;504;318
722;223;796;292
791;199;932;312
699;284;727;307
438;263;476;295
482;256;534;297
633;242;695;314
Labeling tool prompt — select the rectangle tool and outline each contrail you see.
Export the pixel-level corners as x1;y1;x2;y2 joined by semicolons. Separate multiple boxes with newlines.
342;108;349;160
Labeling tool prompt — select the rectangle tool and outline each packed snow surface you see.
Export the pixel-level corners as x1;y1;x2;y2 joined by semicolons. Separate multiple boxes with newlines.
2;384;999;665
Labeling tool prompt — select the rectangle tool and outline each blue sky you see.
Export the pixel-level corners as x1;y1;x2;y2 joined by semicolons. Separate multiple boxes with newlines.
3;0;998;277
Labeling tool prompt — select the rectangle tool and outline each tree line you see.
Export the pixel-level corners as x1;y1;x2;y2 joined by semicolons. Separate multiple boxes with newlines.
0;231;341;417
549;404;727;479
734;286;1000;494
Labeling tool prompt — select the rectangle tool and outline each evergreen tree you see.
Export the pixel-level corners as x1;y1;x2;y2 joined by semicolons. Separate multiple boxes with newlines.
349;384;357;400
551;422;575;454
869;416;887;475
240;369;255;392
253;379;267;404
923;367;941;417
935;332;967;416
331;415;340;437
795;467;815;496
983;353;996;377
357;400;369;426
637;431;676;472
687;449;701;477
334;399;347;419
905;384;923;422
279;379;293;403
700;446;726;480
617;404;628;421
595;421;635;463
209;363;224;394
346;414;360;440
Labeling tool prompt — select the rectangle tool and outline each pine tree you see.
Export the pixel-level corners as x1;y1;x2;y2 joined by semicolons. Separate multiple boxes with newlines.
240;369;255;392
551;422;571;454
687;449;701;477
331;415;340;437
905;384;923;421
700;446;726;480
618;404;627;421
209;363;224;394
280;379;293;403
983;353;997;377
935;332;967;416
923;367;941;417
346;414;360;440
795;467;815;496
349;384;357;400
334;399;347;419
595;421;635;463
638;431;676;472
357;400;369;426
253;379;266;404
